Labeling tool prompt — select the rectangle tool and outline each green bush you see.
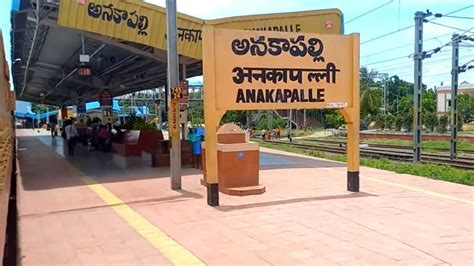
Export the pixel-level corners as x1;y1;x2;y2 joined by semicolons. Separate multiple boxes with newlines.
375;114;393;130
258;141;474;186
457;114;464;131
255;113;285;131
438;115;448;133
394;115;403;131
385;114;394;130
124;116;156;131
221;111;247;125
188;107;203;127
325;112;344;129
424;112;438;132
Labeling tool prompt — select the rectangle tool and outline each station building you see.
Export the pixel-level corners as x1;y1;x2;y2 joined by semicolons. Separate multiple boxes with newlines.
436;81;474;116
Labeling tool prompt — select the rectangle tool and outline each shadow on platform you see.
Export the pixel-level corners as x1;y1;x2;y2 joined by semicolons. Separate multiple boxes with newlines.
18;136;201;191
216;192;376;212
259;152;344;169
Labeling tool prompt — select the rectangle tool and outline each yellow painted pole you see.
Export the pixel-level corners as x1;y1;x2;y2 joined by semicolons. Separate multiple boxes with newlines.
346;33;360;191
202;25;224;206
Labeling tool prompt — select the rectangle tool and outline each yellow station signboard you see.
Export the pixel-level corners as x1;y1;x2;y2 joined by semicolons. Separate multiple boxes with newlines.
210;9;342;35
58;0;342;59
205;28;358;111
202;26;360;205
58;0;205;59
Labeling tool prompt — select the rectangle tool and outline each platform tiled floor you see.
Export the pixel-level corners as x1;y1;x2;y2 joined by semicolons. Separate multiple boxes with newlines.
16;129;474;265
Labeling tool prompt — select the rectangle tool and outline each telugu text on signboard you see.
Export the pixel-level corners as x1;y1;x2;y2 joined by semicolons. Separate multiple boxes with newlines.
208;28;358;111
58;0;342;60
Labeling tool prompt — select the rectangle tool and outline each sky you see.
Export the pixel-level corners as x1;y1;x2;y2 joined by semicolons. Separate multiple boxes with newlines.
1;0;473;90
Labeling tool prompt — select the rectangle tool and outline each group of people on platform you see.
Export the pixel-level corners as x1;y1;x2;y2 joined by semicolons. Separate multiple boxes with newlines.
59;119;124;156
57;118;284;158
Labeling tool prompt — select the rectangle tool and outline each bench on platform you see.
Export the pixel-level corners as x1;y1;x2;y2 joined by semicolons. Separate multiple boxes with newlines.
112;130;166;157
141;140;194;167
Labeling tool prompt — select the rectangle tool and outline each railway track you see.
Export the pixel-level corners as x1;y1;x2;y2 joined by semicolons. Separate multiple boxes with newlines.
304;138;474;156
264;140;474;170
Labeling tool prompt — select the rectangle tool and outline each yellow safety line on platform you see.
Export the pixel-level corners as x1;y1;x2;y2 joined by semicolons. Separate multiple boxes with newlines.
364;176;474;205
79;176;205;266
324;168;473;205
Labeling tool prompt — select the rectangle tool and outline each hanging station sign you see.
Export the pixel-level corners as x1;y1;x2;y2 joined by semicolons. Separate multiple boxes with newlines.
169;87;181;138
77;103;86;114
99;89;113;107
58;0;342;60
58;0;205;59
179;80;189;112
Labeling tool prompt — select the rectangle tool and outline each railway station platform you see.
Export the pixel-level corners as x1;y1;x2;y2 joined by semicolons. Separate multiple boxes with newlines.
16;129;474;265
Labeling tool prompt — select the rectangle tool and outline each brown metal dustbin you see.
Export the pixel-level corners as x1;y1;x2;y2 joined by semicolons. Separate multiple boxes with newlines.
202;123;265;196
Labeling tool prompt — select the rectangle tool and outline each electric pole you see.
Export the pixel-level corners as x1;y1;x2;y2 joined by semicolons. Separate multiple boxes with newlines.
450;34;460;160
383;75;388;115
303;109;307;132
166;0;181;190
287;109;293;142
246;111;250;129
413;11;431;163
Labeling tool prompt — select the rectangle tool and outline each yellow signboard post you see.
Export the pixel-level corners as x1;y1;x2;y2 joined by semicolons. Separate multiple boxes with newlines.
203;26;360;206
169;87;181;138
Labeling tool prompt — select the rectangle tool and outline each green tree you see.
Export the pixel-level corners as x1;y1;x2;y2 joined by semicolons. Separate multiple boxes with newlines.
457;113;464;131
385;114;394;130
359;67;382;123
360;87;382;120
188;106;203;126
375;114;386;130
396;95;414;131
438;115;448;133
221;111;247;125
394;115;404;131
458;93;474;123
422;89;436;114
424;112;438;132
386;75;413;104
255;114;285;131
420;89;438;132
324;110;344;129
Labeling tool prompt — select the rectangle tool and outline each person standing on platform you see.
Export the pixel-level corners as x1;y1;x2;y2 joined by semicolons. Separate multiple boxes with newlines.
50;121;58;138
98;125;112;152
65;119;78;156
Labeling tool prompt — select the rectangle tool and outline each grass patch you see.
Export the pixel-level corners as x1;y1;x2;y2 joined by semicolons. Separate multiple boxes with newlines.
258;140;474;186
459;130;474;136
318;136;474;151
279;128;323;138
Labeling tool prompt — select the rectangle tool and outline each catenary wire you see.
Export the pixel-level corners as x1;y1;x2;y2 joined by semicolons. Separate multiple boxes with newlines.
360;5;474;45
428;21;474;34
345;0;393;24
441;15;474;19
362;29;474;58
